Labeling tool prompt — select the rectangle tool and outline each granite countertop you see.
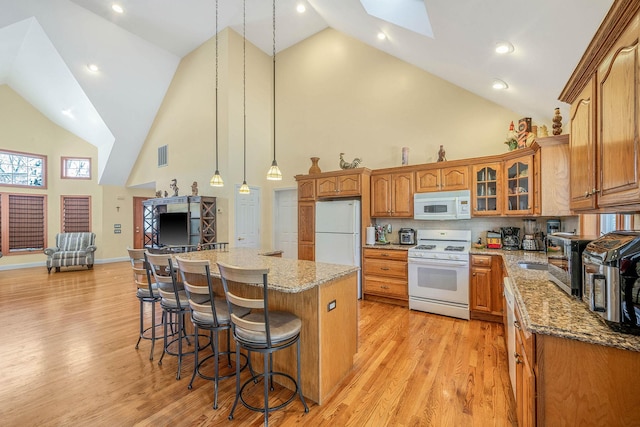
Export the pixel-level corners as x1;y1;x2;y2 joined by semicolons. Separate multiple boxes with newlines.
363;243;412;251
470;247;640;352
177;247;358;294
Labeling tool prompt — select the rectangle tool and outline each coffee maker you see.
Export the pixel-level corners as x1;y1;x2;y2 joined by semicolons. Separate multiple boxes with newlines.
501;227;521;250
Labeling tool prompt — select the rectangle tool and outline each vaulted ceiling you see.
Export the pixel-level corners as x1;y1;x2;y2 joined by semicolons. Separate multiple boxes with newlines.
0;0;613;185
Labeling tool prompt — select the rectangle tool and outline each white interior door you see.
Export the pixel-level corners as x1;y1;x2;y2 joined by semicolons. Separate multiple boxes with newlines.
235;185;260;248
273;188;298;259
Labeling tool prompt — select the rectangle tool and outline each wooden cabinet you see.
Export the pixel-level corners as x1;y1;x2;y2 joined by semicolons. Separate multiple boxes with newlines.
596;15;640;208
471;163;502;216
469;254;503;322
415;165;469;192
504;155;534;215
298;178;316;201
317;173;361;198
562;4;640;212
142;196;217;248
514;304;536;427
362;248;408;305
370;171;414;217
297;201;315;261
537;135;571;216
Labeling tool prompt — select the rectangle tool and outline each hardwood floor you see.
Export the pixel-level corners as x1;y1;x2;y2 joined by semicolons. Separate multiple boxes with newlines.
0;262;516;426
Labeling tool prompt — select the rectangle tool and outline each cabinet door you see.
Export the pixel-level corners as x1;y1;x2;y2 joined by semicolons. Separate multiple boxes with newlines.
570;78;597;210
516;331;536;427
597;18;640;207
470;266;492;313
472;163;502;216
298;201;315;260
371;174;392;217
298;178;316;201
390;171;414;217
415;169;440;192
316;176;338;197
441;166;469;190
505;156;534;215
337;173;361;196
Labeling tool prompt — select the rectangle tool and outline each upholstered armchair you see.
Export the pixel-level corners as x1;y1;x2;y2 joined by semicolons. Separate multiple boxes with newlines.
44;232;97;273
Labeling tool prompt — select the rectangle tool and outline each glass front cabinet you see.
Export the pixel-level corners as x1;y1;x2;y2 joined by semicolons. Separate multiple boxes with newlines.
472;163;502;216
505;155;534;215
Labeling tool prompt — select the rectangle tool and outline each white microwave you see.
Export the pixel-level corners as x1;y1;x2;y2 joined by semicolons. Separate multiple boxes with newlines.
414;190;471;220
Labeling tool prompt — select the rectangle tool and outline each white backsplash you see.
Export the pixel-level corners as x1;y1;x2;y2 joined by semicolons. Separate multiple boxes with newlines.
373;216;580;245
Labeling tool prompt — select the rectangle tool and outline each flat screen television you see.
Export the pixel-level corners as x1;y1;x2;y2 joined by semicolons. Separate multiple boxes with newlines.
158;212;189;246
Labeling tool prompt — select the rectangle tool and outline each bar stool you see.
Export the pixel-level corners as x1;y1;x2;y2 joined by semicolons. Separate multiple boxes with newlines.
217;261;309;426
145;251;199;380
176;257;250;409
127;248;162;360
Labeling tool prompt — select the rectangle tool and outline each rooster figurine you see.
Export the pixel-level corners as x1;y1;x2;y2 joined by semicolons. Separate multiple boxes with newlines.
339;152;362;169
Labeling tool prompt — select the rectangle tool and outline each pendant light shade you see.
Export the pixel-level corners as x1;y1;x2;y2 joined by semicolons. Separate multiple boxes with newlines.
266;0;283;181
239;0;250;195
210;0;224;187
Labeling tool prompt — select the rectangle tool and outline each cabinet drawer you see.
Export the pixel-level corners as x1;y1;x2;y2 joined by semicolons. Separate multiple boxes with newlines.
363;248;408;261
363;258;407;279
471;254;491;267
363;276;408;298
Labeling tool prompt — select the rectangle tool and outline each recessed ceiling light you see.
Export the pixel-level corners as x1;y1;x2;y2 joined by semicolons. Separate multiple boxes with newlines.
492;79;509;90
86;64;99;72
377;32;386;40
112;4;124;14
495;41;514;54
296;4;306;13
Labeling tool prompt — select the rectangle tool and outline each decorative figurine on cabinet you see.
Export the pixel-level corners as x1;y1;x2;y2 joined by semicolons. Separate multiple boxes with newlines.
437;145;447;162
339;153;362;169
552;107;563;135
538;125;549;137
155;190;162;198
191;181;198;196
170;179;179;197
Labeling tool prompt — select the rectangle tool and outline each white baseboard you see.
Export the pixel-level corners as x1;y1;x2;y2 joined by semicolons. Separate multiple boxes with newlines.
0;257;129;271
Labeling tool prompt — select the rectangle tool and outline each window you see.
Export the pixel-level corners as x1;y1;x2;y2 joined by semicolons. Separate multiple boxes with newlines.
61;157;91;179
62;196;91;232
0;193;47;254
0;149;46;188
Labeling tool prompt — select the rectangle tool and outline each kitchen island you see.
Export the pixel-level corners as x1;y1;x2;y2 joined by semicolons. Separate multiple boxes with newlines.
177;248;359;405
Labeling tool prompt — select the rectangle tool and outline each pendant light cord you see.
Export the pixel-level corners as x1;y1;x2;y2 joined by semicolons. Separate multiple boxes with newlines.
243;0;247;183
215;0;219;171
272;0;276;162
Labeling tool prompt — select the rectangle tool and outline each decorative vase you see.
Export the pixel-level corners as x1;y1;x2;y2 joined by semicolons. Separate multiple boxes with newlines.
552;107;563;135
309;157;321;174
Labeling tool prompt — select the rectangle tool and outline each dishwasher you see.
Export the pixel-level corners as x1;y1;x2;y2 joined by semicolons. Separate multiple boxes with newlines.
503;276;516;397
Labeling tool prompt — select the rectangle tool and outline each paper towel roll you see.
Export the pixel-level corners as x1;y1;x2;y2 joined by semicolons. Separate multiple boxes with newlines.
366;227;376;245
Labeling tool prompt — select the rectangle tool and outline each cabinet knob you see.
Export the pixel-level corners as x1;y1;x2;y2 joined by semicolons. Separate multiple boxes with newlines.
514;352;522;364
584;190;591;198
381;267;390;271
472;272;476;276
514;320;521;330
381;285;389;289
382;253;389;257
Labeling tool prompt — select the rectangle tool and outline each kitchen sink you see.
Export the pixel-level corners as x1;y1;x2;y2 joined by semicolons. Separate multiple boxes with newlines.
517;261;547;271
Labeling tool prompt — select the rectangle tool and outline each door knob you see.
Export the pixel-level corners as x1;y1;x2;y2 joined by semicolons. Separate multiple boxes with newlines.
238;237;245;241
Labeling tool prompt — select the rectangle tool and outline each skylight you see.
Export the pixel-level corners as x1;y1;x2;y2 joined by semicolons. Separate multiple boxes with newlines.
360;0;433;38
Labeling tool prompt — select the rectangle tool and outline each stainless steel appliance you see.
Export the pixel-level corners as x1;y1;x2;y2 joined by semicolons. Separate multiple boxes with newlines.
408;229;471;320
522;218;538;251
398;228;416;245
582;231;640;335
547;233;595;297
547;218;561;236
501;227;520;250
413;190;471;220
315;200;362;298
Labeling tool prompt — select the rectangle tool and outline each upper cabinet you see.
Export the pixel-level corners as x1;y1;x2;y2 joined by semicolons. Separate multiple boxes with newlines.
538;135;572;216
371;171;414;217
560;3;640;212
298;178;316;201
472;163;502;216
504;156;534;215
415;165;469;193
317;173;362;198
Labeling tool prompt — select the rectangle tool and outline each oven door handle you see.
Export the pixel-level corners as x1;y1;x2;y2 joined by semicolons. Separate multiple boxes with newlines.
408;259;469;268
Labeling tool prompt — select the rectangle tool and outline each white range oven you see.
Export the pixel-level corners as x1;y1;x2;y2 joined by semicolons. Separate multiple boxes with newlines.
408;229;471;320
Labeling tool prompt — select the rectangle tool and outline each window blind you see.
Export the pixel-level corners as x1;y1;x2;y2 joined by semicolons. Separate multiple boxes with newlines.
62;196;91;233
8;194;45;251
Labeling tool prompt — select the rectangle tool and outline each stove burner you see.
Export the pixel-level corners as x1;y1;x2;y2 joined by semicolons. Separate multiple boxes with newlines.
444;246;465;252
414;244;436;250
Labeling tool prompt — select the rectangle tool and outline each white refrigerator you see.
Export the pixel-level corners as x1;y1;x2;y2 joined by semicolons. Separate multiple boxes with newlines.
315;199;362;298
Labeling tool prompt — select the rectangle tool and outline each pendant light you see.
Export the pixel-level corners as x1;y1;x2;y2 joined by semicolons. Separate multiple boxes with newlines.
266;0;283;181
209;0;224;187
238;0;250;195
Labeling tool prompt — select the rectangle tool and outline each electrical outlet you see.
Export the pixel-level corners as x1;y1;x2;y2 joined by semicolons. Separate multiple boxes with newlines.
327;300;336;311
